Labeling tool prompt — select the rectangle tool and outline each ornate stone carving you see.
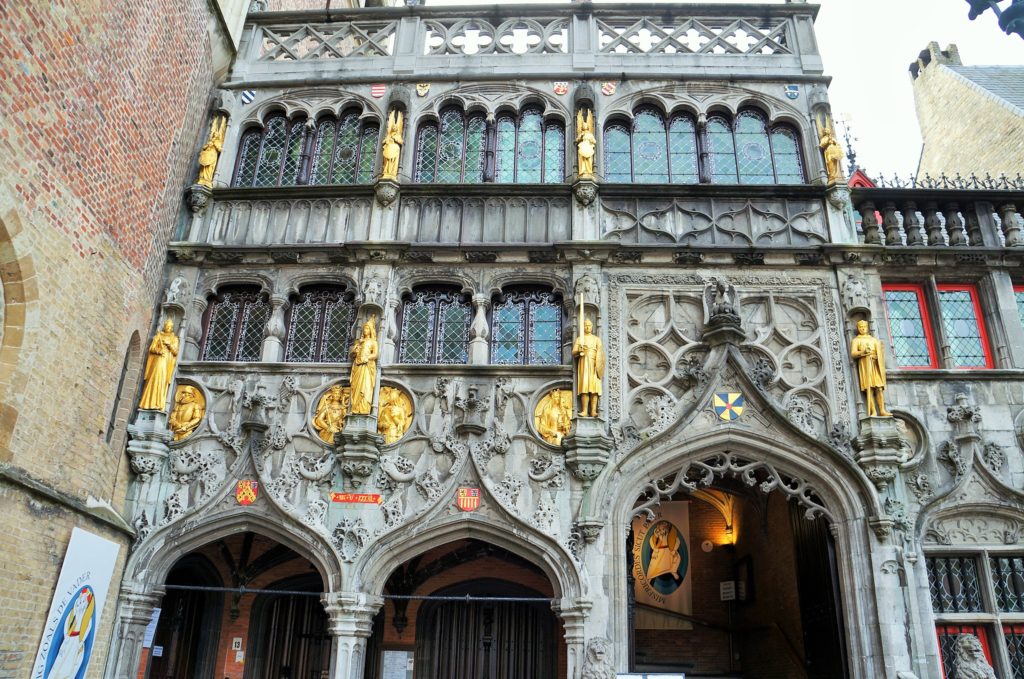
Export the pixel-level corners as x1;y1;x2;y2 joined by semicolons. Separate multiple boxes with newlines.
865;466;896;491
785;394;817;436
947;393;983;439
907;473;934;502
361;274;388;309
163;276;190;308
494;473;523;506
982;442;1006;473
926;516;1022;546
938;440;968;479
374;179;399;207
528;455;565;488
416;468;444;501
841;275;869;313
333;518;369;563
827;421;854;458
581;637;614;679
675;355;710;393
573;180;597;206
953;634;996;679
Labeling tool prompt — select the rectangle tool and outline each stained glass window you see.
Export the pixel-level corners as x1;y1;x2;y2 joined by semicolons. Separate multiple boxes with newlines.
414;124;439;183
233;130;262;186
490;290;562;365
632;108;669;183
883;286;935;368
253;115;290;187
707;117;738;183
495;115;517;183
668;116;699;184
516;108;544;183
398;289;470;364
771;126;805;183
285;287;355;363
494;108;564;184
414;109;487;183
938;286;991;368
734;111;773;184
202;287;269;362
603;123;632;183
544;122;565;183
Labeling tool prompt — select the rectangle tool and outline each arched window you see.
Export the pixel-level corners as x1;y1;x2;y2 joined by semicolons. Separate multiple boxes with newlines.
708;110;806;185
603;109;698;183
398;288;471;364
284;287;355;363
201;286;269;362
495;108;565;184
490;289;562;365
770;125;805;183
232;111;380;187
706;115;739;183
734;110;774;184
414;109;486;183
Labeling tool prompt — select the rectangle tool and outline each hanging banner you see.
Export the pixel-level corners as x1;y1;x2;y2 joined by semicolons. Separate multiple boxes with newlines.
631;501;691;629
32;527;121;679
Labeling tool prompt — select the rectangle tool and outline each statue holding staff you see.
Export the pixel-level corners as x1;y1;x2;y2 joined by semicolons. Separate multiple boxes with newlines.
572;293;604;418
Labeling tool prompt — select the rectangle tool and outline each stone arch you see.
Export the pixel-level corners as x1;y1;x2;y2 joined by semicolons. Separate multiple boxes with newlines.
0;207;37;459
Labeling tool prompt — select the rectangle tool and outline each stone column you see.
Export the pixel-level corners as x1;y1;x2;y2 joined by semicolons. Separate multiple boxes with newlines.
183;297;208;361
261;295;288;362
553;598;591;679
103;582;164;679
469;293;490;365
323;592;384;679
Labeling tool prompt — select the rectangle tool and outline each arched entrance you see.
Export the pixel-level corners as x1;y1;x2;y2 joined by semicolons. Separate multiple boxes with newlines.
368;538;565;679
625;466;848;678
139;531;329;679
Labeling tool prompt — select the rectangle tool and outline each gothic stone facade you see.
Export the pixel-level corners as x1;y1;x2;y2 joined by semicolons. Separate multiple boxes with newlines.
110;3;1024;679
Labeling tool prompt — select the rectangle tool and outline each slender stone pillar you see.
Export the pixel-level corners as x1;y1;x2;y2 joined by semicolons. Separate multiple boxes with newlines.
103;582;164;679
324;592;384;679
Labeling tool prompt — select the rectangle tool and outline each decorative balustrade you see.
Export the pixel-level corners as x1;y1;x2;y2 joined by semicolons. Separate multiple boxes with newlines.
595;16;791;55
851;186;1024;248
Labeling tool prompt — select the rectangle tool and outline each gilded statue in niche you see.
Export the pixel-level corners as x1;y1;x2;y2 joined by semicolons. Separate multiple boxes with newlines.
168;385;205;440
313;386;350;443
535;389;573;445
380;110;404;181
378;386;413;444
575;108;596;179
349;316;378;415
139;319;179;411
850;320;891;417
816;115;844;183
196;116;227;188
573;312;604;418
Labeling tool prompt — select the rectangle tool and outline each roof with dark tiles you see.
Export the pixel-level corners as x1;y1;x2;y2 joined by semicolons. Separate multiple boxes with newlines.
949;65;1024;111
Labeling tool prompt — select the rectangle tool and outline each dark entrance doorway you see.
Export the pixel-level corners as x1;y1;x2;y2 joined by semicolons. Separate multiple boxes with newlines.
148;555;223;679
245;574;330;679
414;580;556;679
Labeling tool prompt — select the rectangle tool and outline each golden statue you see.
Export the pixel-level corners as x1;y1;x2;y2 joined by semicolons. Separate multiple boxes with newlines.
535;389;573;445
378;386;413;444
313;385;350;443
349;315;379;415
380;110;404;181
816;115;844;183
169;385;205;440
573;294;604;417
850;320;891;417
575;108;596;179
196;116;227;188
139;319;179;411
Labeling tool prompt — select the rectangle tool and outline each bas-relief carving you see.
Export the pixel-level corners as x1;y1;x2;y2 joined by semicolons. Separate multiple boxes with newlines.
202;198;374;245
925;515;1022;546
397;195;571;244
601;196;827;245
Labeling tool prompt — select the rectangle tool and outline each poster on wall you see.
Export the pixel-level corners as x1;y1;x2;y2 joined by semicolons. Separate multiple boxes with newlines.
31;527;121;679
631;501;692;630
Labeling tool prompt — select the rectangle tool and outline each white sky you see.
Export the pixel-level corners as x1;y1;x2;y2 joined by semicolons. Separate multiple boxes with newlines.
424;0;1024;177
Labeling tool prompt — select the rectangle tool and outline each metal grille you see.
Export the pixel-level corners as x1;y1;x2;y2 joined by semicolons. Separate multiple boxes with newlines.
992;556;1024;612
735;111;773;185
436;109;466;183
1006;625;1024;678
543;123;564;184
254;116;289;186
414;124;438;183
399;294;436;363
489;291;562;365
233;130;262;187
938;288;988;368
285;298;321;362
883;288;934;367
332;113;361;184
284;289;354;363
495;116;517;183
937;626;992;679
321;298;354;362
280;119;308;185
771;127;804;183
707;117;738;183
491;298;525;364
202;298;240;361
631;108;668;183
926;556;984;613
668;116;698;183
603;124;631;182
237;299;269;362
437;299;470;364
309;120;337;185
357;124;379;184
516;108;543;183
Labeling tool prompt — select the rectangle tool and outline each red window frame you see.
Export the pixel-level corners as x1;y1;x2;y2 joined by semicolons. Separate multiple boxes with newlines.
936;283;994;369
881;283;939;369
936;624;994;679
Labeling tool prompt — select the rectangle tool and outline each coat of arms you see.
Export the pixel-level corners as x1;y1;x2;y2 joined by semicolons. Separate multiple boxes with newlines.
370;83;386;99
712;392;745;421
416;83;431;97
236;480;259;505
553;81;569;96
601;81;617;96
784;84;800;100
456;487;481;512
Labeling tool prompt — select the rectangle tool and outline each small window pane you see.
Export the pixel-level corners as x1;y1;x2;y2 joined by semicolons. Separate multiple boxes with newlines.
465;116;487;183
438;300;470;364
707;118;738;183
285;300;321;362
883;288;934;368
309;120;337;186
938;288;988;368
1006;624;1024;679
203;299;240;361
543;123;565;184
495;116;517;183
631;108;668;183
280;119;308;185
357;124;379;184
237;300;269;362
991;556;1024;613
926;556;984;613
771;127;804;183
414;124;439;183
735;111;773;185
332;114;361;185
668;116;698;184
254;116;288;186
1015;289;1024;328
604;124;632;182
321;298;354;362
516;109;543;183
491;300;525;364
233;130;262;187
529;300;561;365
399;297;434;364
437;110;465;183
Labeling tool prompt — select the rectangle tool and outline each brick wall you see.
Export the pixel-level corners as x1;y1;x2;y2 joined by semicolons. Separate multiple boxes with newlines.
0;0;219;674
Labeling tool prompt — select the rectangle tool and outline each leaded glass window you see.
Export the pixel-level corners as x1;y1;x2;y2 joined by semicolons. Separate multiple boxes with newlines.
603;123;632;182
668;116;699;184
771;126;805;183
707;116;738;183
414;109;486;183
735;111;773;184
632;108;669;183
927;556;984;613
882;286;935;368
603;111;698;184
938;285;991;368
490;290;562;365
234;130;262;186
1006;624;1024;678
494;108;565;184
284;287;355;363
202;287;269;362
1015;286;1024;328
398;289;470;364
991;556;1024;613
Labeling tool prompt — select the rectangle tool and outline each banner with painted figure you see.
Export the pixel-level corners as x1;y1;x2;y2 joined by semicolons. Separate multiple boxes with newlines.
32;527;121;679
631;501;692;630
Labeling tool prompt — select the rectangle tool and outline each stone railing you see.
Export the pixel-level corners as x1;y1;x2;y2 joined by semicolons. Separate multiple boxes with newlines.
232;3;821;83
851;186;1024;248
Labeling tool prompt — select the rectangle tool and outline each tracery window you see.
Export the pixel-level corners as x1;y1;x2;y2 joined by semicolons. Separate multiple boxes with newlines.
201;287;270;362
284;287;355;363
605;108;805;185
398;288;471;364
413;109;486;183
490;289;562;365
232;111;380;187
494;107;565;184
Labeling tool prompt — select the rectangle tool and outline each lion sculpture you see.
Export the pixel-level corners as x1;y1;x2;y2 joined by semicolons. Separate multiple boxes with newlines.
954;634;996;679
581;637;614;679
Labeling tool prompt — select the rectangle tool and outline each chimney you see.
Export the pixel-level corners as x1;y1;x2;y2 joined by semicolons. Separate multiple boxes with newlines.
909;42;962;79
